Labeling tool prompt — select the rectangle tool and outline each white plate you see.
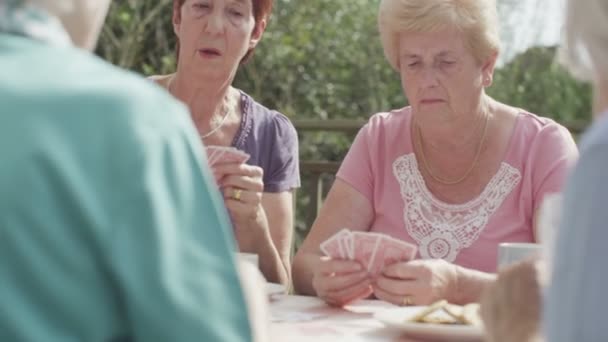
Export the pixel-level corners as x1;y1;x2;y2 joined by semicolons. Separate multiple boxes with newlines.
265;282;287;297
374;307;484;341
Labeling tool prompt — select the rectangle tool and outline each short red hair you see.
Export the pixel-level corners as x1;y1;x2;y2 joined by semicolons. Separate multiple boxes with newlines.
174;0;273;63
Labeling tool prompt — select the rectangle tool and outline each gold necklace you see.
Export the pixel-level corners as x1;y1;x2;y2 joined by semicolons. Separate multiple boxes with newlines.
199;104;230;140
167;74;231;140
415;114;489;186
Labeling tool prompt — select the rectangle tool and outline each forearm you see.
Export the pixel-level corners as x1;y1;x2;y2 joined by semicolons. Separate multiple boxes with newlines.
292;251;321;296
452;265;497;304
235;208;289;286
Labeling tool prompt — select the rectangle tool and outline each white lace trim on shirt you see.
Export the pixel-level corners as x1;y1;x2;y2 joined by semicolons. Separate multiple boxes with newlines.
392;153;522;262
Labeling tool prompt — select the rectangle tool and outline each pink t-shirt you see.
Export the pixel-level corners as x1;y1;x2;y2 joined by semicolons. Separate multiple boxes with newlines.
337;107;578;273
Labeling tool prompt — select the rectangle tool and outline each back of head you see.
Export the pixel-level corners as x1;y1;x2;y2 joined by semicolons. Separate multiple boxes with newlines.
378;0;501;70
25;0;111;50
560;0;608;84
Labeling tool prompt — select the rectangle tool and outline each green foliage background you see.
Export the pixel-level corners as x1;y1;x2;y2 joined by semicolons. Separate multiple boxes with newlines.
97;0;591;242
97;0;591;123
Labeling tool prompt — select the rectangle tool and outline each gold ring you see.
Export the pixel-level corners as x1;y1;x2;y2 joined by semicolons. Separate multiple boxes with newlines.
402;295;413;306
233;189;242;201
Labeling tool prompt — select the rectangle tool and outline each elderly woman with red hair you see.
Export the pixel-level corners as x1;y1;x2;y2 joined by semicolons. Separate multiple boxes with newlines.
151;0;300;286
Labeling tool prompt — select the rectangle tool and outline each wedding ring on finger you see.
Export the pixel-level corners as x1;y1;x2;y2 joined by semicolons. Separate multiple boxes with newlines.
402;295;414;306
232;188;242;201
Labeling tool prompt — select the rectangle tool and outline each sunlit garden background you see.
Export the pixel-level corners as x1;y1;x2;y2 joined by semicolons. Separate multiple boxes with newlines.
96;0;591;246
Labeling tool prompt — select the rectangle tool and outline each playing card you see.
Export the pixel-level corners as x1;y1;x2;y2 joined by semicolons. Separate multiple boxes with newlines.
320;229;351;259
352;231;381;273
215;150;249;164
205;146;224;166
320;229;418;278
368;235;418;277
205;146;250;167
339;232;354;259
384;235;417;261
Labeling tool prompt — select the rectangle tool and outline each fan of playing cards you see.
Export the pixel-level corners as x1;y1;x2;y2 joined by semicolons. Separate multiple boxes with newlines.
320;229;418;277
205;145;250;167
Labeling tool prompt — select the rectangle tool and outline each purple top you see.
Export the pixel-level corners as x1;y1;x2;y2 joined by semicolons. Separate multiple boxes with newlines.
231;91;300;193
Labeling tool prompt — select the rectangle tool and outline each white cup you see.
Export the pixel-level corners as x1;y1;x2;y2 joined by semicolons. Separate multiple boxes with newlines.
498;243;542;269
237;252;259;268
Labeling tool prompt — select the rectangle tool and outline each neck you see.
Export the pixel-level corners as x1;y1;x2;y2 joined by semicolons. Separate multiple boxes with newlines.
414;94;493;151
170;69;234;126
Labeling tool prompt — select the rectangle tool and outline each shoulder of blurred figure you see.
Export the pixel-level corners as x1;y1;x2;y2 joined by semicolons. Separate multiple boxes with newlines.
54;49;190;134
147;74;173;88
578;111;608;152
2;37;190;137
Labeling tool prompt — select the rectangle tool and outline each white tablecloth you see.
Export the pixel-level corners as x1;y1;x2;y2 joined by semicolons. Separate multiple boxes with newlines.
269;295;425;342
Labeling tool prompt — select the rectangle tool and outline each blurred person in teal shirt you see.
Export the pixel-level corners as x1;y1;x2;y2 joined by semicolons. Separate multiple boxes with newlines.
0;0;257;340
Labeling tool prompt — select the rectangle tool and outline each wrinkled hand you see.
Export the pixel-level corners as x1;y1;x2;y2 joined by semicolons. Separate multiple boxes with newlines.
373;259;459;306
213;162;264;226
312;257;373;307
480;260;544;342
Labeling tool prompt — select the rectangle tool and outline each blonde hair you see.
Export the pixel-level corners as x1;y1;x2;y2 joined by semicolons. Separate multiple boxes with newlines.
559;0;608;82
378;0;501;70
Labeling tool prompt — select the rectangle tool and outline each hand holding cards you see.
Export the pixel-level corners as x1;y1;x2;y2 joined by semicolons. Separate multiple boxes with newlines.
205;145;250;167
320;229;418;278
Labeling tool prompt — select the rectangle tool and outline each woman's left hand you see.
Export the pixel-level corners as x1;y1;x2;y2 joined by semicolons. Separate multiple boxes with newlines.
213;162;264;226
480;260;543;342
372;259;459;306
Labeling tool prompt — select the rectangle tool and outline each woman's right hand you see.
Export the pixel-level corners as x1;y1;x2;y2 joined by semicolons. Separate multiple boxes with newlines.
312;257;373;307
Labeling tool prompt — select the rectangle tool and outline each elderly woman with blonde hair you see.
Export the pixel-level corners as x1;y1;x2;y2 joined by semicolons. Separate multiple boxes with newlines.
293;0;578;307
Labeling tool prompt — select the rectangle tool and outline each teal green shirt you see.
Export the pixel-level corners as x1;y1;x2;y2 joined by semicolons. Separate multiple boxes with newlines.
0;34;252;341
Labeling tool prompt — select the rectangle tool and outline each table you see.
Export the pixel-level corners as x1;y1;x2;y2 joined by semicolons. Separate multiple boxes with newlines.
268;294;429;342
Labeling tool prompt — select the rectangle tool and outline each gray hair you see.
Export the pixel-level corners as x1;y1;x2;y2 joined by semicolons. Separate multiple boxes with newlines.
25;0;74;17
26;0;110;50
560;0;608;82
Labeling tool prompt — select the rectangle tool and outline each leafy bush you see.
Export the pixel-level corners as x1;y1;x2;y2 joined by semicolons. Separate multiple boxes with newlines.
97;0;591;123
97;0;591;243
